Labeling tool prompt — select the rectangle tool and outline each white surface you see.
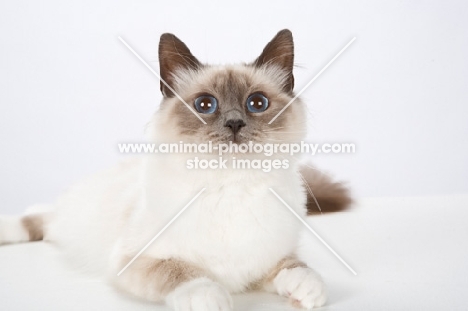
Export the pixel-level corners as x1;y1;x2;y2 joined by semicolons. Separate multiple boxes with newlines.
1;195;467;310
1;1;468;215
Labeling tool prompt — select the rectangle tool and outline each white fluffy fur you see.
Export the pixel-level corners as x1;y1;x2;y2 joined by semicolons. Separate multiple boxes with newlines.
46;110;308;288
0;216;29;244
47;159;142;272
113;156;305;292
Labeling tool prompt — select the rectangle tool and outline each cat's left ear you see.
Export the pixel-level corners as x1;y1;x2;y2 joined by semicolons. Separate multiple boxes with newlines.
159;33;201;97
253;29;295;93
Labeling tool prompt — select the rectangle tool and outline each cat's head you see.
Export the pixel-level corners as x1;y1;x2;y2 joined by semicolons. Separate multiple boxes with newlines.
153;29;307;145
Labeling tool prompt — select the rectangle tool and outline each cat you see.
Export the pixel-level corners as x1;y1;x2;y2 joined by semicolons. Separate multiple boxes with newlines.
0;29;351;310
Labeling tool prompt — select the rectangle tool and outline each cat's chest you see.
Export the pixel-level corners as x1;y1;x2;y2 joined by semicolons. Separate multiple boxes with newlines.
140;165;306;242
147;175;304;244
128;164;306;290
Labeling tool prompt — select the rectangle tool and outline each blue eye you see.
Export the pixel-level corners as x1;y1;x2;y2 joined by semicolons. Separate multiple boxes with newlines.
246;93;269;113
194;95;218;114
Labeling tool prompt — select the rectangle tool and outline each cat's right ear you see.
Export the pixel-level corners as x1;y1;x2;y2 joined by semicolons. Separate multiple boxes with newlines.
158;33;201;97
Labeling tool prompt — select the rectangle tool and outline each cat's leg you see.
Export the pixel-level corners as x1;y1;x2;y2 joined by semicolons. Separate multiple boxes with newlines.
110;255;233;311
0;204;53;245
261;256;327;310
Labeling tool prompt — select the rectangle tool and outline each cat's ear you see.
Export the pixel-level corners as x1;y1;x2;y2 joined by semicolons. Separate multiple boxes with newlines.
159;33;201;97
253;29;294;92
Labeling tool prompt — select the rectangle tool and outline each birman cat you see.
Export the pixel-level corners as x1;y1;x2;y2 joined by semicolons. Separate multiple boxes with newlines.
0;29;351;310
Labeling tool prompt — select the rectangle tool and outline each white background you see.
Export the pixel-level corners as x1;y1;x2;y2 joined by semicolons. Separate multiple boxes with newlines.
1;0;467;215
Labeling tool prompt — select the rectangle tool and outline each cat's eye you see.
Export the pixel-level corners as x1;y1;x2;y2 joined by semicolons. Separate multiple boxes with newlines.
194;95;218;114
246;93;269;113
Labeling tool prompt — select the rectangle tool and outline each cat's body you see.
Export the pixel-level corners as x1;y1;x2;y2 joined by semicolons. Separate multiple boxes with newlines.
0;30;351;310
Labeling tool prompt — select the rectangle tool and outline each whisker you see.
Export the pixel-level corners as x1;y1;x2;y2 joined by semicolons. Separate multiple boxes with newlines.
261;139;290;143
262;131;307;134
298;171;323;214
263;127;285;131
292;156;323;172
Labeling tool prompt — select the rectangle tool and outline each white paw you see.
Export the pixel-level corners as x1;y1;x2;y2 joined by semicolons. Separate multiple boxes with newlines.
166;278;233;311
274;267;327;309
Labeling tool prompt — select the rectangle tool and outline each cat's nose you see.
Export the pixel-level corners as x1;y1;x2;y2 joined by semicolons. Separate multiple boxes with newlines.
224;119;246;135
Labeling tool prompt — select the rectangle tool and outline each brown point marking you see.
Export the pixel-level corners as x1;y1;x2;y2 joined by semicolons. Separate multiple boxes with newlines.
21;214;44;241
117;256;206;300
147;258;204;295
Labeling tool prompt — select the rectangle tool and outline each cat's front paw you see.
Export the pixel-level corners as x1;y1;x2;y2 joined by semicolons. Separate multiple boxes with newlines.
274;267;327;309
166;278;233;311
